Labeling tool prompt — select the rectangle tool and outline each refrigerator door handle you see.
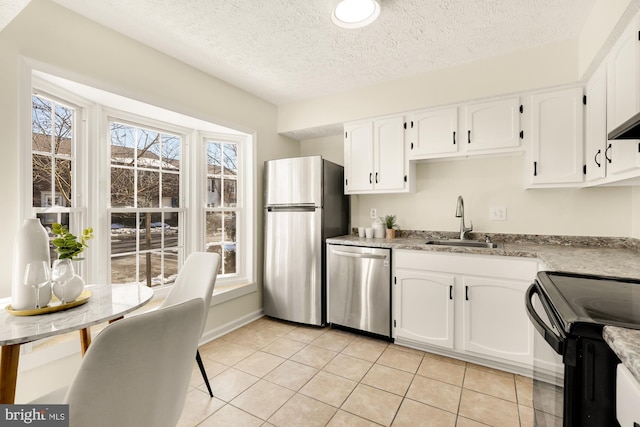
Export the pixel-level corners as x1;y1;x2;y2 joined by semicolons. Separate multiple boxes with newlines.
331;250;387;260
267;205;317;212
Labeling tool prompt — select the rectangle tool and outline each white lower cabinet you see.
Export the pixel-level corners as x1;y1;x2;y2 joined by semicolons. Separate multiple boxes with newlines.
462;276;533;364
393;250;539;372
394;269;455;349
617;363;640;427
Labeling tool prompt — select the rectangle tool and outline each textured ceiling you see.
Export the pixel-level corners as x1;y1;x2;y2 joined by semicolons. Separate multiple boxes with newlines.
38;0;598;107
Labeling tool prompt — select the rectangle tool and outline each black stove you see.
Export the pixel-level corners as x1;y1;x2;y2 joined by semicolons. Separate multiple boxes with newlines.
537;271;640;330
527;271;640;427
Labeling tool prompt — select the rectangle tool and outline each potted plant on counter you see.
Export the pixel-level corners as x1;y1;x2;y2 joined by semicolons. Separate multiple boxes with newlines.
381;215;398;239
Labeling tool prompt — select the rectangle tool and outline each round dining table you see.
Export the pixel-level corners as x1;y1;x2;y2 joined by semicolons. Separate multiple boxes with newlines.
0;283;154;403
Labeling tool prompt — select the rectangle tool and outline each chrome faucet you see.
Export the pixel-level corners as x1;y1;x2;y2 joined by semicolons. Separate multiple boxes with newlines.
455;195;473;240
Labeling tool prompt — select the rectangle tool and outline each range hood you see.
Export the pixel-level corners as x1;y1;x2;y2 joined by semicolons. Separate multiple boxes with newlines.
608;111;640;140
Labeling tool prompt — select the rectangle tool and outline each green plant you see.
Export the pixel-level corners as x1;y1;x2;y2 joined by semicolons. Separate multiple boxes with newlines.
380;214;398;229
51;223;94;260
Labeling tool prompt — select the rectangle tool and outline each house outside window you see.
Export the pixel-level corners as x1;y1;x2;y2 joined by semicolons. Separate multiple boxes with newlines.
108;120;185;287
204;137;240;276
31;92;86;264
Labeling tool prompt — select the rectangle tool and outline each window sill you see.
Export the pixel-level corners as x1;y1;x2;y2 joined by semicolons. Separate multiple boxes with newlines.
211;282;257;305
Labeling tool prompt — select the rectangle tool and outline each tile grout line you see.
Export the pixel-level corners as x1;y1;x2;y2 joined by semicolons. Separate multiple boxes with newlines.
191;320;530;426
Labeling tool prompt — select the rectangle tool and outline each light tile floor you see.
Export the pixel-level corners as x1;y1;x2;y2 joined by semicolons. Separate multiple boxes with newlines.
177;317;533;427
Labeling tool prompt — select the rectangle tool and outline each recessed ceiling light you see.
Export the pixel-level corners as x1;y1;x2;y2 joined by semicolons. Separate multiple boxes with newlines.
331;0;380;29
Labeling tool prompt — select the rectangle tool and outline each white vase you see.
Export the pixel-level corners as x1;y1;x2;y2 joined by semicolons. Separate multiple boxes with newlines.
11;218;52;310
53;274;85;303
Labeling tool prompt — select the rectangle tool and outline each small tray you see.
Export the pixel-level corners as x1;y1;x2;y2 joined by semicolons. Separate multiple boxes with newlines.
6;290;93;316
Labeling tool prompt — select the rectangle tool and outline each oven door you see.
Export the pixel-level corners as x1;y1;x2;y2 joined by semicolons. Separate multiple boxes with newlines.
526;283;565;427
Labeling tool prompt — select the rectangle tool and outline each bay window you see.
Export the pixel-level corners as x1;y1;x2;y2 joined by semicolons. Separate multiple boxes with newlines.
25;70;254;293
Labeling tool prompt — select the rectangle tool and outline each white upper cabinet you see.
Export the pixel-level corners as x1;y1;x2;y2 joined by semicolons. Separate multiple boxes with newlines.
374;116;408;192
407;97;523;161
344;121;374;193
585;63;608;183
408;107;459;158
464;97;522;153
527;87;585;186
607;13;640;130
344;116;413;194
606;12;640;178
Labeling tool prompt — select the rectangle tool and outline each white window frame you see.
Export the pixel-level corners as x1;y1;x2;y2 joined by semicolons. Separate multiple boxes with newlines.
196;131;256;291
104;110;190;288
25;84;93;278
17;59;257;371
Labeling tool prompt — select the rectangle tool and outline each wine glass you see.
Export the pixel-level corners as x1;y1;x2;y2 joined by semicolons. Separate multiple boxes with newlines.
23;261;50;309
51;259;75;304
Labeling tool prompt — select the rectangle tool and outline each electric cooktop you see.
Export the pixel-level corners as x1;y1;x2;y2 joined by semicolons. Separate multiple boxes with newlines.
536;271;640;332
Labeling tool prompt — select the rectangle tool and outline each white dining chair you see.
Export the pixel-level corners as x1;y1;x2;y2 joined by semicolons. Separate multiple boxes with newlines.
33;298;205;427
158;251;220;397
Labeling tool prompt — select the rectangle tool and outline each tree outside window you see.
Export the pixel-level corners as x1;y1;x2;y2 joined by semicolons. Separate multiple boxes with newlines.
31;94;79;262
205;140;238;276
109;121;183;287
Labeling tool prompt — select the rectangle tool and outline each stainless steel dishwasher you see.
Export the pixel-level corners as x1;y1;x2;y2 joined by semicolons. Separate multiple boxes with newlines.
327;244;391;338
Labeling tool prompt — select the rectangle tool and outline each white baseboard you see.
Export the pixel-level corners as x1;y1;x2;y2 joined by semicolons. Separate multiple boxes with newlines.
200;309;264;345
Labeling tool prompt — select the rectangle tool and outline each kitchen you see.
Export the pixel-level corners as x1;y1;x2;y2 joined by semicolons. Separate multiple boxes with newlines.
1;0;640;425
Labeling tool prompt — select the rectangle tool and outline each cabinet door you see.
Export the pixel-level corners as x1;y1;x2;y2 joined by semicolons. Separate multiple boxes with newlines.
607;17;640;175
585;63;608;182
607;14;640;130
344;121;374;193
394;269;455;349
409;107;459;158
465;97;521;153
530;87;584;185
461;276;532;365
374;116;406;191
607;14;640;176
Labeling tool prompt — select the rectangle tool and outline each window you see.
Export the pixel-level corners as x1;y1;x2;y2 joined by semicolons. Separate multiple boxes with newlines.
204;137;239;277
30;92;86;265
21;65;256;371
109;119;185;287
24;69;255;293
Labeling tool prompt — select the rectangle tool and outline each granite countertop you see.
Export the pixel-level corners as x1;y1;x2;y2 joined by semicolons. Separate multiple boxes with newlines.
326;233;640;279
329;231;640;381
604;326;640;383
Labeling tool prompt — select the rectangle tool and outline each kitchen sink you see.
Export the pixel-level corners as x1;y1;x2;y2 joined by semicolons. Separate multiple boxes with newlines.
424;239;504;249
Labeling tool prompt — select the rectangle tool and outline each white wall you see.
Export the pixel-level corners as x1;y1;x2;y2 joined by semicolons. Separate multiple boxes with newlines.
0;0;300;401
306;134;634;238
300;135;344;165
279;39;579;135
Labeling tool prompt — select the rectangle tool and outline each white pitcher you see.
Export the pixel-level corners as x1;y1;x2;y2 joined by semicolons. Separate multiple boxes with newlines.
11;218;52;310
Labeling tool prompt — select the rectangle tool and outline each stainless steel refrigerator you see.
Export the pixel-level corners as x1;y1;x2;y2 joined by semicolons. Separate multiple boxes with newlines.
263;156;349;326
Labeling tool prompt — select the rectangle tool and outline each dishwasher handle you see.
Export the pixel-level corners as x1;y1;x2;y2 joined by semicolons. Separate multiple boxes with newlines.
330;250;387;260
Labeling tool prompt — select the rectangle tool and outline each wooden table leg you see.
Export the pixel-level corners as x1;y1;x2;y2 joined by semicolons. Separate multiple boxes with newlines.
0;344;21;404
79;316;123;356
79;328;91;356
